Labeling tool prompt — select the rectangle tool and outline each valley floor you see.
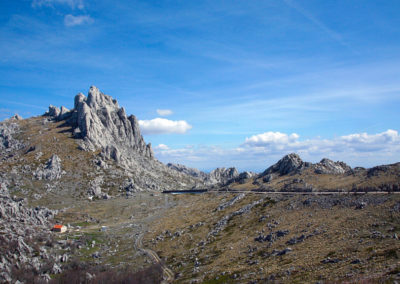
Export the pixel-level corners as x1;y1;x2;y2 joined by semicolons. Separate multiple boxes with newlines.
7;190;400;283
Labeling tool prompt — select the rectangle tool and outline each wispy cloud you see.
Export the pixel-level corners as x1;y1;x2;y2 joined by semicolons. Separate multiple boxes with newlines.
64;14;93;27
156;109;173;116
32;0;84;10
282;0;350;49
139;118;192;135
0;99;45;110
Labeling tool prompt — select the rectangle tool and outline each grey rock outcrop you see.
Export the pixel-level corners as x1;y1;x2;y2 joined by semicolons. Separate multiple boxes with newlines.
207;197;265;239
46;86;153;160
260;153;310;182
260;154;353;183
207;167;239;185
168;163;253;186
33;154;65;181
0;122;25;154
167;163;208;180
215;193;246;211
234;171;256;184
42;86;200;191
263;153;307;176
314;158;351;174
45;105;61;118
87;176;104;197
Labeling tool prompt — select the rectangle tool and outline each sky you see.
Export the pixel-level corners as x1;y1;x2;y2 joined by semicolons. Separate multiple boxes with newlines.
0;0;400;172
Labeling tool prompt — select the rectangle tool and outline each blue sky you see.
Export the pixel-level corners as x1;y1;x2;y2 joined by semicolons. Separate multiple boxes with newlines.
1;0;400;171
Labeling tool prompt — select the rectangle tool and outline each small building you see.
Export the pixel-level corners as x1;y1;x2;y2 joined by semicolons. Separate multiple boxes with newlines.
52;224;67;233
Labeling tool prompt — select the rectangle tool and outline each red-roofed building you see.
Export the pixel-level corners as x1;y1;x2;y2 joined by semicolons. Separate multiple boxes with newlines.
52;224;67;233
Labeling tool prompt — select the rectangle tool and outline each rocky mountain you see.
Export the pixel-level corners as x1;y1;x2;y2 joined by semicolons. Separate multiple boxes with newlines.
41;86;202;192
167;163;208;180
262;153;308;176
227;153;400;192
45;86;153;160
260;153;352;182
167;163;256;186
0;86;206;205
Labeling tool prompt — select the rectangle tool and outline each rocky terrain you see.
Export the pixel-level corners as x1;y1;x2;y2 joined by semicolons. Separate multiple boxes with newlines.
167;163;256;186
0;86;399;283
145;192;400;283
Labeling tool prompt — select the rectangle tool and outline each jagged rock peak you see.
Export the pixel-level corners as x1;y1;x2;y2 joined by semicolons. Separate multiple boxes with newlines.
44;86;153;160
314;158;352;175
86;85;119;109
167;163;208;179
264;153;308;176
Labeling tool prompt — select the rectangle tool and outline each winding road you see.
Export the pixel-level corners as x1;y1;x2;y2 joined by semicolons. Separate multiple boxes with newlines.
135;231;174;283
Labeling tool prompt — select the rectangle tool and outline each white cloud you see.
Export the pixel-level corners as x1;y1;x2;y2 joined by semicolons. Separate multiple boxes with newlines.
32;0;84;9
244;131;299;147
241;129;400;154
153;130;400;171
156;109;173;116
155;144;170;150
64;14;93;27
139;118;192;135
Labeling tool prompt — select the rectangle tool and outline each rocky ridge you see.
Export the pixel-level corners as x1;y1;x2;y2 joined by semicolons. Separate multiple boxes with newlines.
45;86;153;159
259;153;352;183
43;86;201;192
167;163;254;186
207;167;239;185
167;163;208;180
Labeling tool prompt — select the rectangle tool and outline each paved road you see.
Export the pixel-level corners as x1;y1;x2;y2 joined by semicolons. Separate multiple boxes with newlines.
207;190;400;195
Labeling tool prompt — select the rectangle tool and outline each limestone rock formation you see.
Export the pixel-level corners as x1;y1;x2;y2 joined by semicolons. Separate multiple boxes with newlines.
168;163;253;186
45;105;60;117
33;154;65;181
263;153;308;176
207;167;239;185
43;86;199;191
0;121;25;155
45;86;153;159
167;163;208;180
313;158;351;174
235;171;256;184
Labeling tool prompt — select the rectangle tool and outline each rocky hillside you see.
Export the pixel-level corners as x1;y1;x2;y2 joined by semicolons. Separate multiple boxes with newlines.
0;86;205;204
228;153;400;192
167;163;256;186
145;191;400;283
